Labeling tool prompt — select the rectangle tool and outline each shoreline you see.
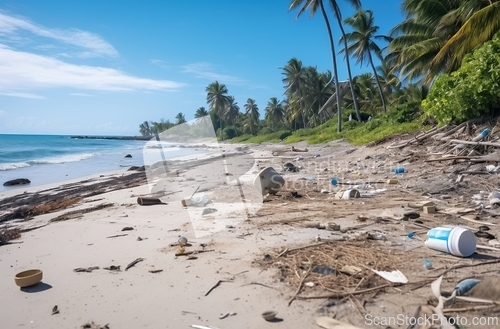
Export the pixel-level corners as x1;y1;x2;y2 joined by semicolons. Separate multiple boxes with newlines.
1;141;500;328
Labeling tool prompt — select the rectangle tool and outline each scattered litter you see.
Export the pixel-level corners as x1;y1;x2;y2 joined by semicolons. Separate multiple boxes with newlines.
137;197;165;206
335;189;360;200
149;269;163;274
124;258;144;271
283;162;299;172
191;325;220;329
394;167;405;173
73;266;99;273
254;167;285;195
455;278;481;296
407;232;415;239
304;282;315;287
121;227;133;231
106;234;128;239
312;266;336;275
330;178;337;186
340;265;362;275
103;265;121;271
371;269;408;284
489;239;500;246
202;208;217;216
178;235;188;246
262;310;277;321
422;259;433;270
320;189;330;194
425;226;476;257
81;322;110;329
225;225;235;229
52;305;59;315
423;205;437;214
367;232;386;240
387;179;398;184
218;312;236;319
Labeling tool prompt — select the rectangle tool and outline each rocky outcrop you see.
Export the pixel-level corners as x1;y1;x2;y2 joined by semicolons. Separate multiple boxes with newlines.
3;178;31;186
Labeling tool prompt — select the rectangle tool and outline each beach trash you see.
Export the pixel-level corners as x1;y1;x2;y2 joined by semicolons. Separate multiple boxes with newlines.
394;167;405;174
335;189;360;200
387;179;398;184
14;269;43;288
331;178;338;186
262;310;277;321
422;259;433;270
137;197;164;206
472;128;490;142
254;167;285;196
455;278;481;296
425;226;476;257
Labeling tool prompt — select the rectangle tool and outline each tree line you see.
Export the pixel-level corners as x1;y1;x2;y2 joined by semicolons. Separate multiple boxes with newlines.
140;0;500;138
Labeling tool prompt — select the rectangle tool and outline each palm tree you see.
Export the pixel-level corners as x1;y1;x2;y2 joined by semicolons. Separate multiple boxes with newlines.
194;106;208;119
432;0;500;75
139;121;152;137
265;97;285;130
244;98;259;135
341;9;389;113
281;58;307;129
206;81;230;140
224;96;240;126
289;0;345;131
175;112;186;125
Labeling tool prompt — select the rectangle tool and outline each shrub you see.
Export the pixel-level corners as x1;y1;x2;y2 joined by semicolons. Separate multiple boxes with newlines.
423;32;500;124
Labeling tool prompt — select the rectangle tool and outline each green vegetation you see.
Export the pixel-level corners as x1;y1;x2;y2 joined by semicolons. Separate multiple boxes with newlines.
139;0;500;146
423;32;500;124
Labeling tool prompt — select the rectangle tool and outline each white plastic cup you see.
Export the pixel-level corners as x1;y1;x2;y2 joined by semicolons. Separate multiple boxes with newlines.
425;226;476;257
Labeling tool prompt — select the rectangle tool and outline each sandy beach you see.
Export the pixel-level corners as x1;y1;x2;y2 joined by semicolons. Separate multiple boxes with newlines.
2;139;500;329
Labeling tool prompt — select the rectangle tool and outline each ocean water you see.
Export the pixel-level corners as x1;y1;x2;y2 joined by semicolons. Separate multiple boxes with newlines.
0;134;200;192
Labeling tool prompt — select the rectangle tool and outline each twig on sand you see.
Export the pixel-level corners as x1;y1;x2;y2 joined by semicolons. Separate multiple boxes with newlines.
443;305;499;313
436;259;500;277
295;283;394;300
243;282;277;290
125;258;144;271
175;249;214;257
278;242;326;258
205;279;231;297
288;265;313;306
106;234;128;239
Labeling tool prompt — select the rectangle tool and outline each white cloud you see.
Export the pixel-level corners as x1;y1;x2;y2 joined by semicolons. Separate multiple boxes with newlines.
0;45;186;92
70;92;94;97
181;62;268;89
151;59;172;69
0;11;118;57
0;91;45;99
181;62;247;84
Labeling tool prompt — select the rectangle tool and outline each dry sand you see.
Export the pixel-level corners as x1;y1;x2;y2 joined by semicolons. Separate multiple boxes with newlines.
1;139;500;329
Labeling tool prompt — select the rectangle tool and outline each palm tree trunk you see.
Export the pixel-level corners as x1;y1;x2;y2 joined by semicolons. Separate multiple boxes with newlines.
368;50;387;113
338;23;361;121
320;0;342;132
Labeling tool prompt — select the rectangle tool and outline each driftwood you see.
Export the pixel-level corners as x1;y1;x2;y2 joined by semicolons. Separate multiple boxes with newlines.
449;139;500;148
125;258;144;271
175;249;214;257
291;146;308;152
388;125;449;149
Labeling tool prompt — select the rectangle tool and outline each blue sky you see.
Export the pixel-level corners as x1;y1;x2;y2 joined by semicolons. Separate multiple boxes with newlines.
0;0;405;135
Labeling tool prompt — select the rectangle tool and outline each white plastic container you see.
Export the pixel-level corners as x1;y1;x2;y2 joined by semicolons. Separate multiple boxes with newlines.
425;227;476;257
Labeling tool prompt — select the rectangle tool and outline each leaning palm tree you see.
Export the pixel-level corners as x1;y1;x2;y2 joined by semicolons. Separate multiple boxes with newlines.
289;0;339;130
341;9;389;113
224;96;240;126
206;81;230;140
244;98;259;135
265;97;285;130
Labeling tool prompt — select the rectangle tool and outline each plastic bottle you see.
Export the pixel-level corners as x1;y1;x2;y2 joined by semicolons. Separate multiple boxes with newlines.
472;128;490;142
394;167;405;174
424;226;476;257
331;178;338;186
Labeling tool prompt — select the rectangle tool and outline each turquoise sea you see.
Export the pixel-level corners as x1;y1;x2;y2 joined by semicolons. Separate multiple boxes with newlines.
0;134;197;192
